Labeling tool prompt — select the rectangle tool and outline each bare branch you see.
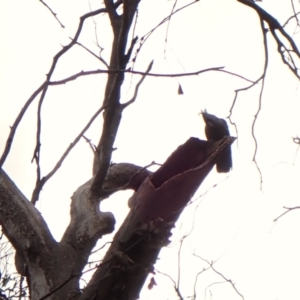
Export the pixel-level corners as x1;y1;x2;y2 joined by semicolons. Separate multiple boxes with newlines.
283;10;300;28
82;135;97;153
274;206;300;222
164;0;178;56
0;6;111;169
229;17;268;190
39;0;65;28
0;82;46;168
90;0;141;195
118;1;140;68
290;0;300;27
134;0;199;65
194;255;244;300
31;106;105;204
238;0;300;78
122;60;154;108
103;0;121;29
74;41;109;68
192;266;210;299
31;6;111;184
87;0;109;66
250;18;268;190
155;269;177;289
48;66;255;87
209;263;244;299
32;89;45;185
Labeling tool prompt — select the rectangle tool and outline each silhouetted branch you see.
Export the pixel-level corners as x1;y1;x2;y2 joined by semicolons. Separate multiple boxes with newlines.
273;206;300;222
282;10;300;28
90;0;145;194
74;41;109;68
0;5;117;169
194;254;244;300
39;0;65;28
0;82;46;168
122;60;154;108
209;263;244;299
31;105;106;204
229;16;268;189
155;269;184;300
290;0;300;28
48;66;255;86
31;6;112;188
192;266;210;299
82;135;97;153
134;0;199;65
238;0;300;78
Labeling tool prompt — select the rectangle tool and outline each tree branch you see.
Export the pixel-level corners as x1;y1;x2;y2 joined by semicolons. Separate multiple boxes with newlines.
39;0;65;28
0;6;110;170
122;60;154;108
47;66;254;86
31;106;106;204
91;0;141;195
238;0;300;78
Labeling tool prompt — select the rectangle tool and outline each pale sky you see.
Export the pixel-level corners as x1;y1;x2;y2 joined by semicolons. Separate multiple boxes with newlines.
1;0;300;299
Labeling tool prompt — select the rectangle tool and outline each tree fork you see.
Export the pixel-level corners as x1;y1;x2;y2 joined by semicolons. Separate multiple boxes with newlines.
79;136;235;300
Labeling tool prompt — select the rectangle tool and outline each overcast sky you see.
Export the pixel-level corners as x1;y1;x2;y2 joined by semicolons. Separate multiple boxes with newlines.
1;0;300;299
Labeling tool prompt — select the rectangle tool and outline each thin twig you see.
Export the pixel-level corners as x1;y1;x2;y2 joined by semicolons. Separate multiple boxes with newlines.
164;0;178;58
32;87;48;184
88;0;107;65
251;19;268;190
39;0;65;28
136;1;198;61
82;135;97;153
129;0;198;79
177;236;187;289
32;6;111;188
75;40;109;68
48;66;255;86
0;82;46;168
194;255;244;300
229;17;268;190
192;267;209;299
209;263;244;299
274;206;300;222
31;106;105;204
283;10;300;28
290;0;300;27
122;60;154;108
0;6;114;169
238;0;300;79
155;269;184;300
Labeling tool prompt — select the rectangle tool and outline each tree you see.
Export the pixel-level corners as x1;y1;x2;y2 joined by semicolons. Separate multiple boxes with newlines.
1;0;300;299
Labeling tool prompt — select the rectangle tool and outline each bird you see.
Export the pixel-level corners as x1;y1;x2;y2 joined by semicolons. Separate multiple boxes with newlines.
201;110;232;173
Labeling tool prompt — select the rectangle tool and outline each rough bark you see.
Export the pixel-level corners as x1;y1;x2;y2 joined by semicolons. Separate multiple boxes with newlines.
0;1;147;299
78;136;235;300
0;169;78;300
0;162;151;300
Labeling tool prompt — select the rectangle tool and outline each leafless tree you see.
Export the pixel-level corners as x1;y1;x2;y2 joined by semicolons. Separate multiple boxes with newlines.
0;0;300;299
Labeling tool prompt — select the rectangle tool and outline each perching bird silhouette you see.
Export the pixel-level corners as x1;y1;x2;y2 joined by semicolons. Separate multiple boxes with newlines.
202;111;232;173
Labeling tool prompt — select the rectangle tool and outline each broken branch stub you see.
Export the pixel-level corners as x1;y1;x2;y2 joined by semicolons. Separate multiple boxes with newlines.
128;136;235;229
80;136;235;300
